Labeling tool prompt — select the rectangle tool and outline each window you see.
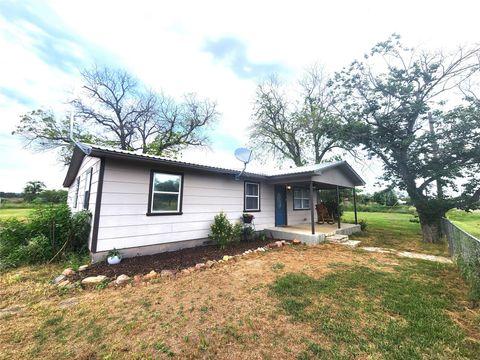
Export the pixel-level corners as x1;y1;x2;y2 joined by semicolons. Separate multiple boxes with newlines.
83;168;93;210
73;177;80;208
244;182;260;211
293;188;310;210
148;171;183;215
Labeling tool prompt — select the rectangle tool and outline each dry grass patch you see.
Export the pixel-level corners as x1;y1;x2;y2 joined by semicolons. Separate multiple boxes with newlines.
1;244;478;359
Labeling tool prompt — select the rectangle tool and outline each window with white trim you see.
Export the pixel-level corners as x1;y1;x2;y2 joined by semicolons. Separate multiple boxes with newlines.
293;188;310;210
150;172;183;213
73;177;80;208
244;182;260;211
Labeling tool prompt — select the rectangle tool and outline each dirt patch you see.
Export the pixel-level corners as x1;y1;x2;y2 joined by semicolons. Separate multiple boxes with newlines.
82;239;270;278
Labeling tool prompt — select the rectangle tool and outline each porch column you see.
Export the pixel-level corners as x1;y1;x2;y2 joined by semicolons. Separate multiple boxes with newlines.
353;187;358;225
336;185;341;229
310;181;315;235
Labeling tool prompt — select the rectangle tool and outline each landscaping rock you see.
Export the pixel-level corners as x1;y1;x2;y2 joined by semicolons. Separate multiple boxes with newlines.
205;260;216;268
195;263;206;270
78;265;89;272
53;274;66;284
81;275;108;288
144;270;159;280
275;241;284;247
62;268;75;277
57;280;71;287
181;268;191;275
115;274;131;286
160;269;175;277
133;275;142;284
222;255;233;261
292;239;301;245
267;242;278;249
257;247;266;252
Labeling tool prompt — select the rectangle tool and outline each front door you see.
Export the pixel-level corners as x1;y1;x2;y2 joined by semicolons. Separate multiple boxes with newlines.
275;185;287;226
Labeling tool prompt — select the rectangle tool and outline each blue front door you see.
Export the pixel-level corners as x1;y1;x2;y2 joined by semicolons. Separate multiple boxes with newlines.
275;185;287;226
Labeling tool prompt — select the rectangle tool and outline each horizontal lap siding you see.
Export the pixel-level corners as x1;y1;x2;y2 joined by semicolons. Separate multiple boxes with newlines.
66;156;101;250
96;159;274;252
286;189;311;225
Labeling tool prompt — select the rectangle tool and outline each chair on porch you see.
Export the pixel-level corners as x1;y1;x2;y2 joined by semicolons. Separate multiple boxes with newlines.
316;203;335;225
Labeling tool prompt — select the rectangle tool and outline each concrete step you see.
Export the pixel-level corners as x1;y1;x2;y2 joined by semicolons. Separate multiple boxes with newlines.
326;234;349;243
339;240;361;248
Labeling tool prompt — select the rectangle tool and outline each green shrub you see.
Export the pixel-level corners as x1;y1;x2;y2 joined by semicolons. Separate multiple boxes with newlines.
359;219;368;231
209;212;242;249
0;204;91;270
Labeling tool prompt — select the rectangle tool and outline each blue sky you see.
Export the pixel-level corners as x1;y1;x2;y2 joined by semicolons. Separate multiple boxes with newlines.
0;0;479;192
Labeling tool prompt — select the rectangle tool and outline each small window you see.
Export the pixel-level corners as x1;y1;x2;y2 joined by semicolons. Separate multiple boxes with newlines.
293;188;310;210
83;168;93;210
73;177;80;208
149;172;183;214
244;182;260;211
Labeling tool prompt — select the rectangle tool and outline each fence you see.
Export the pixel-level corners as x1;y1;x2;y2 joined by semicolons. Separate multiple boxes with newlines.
442;218;480;304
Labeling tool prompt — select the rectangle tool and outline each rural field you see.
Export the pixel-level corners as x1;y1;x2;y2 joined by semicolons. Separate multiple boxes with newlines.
0;208;32;221
1;210;480;359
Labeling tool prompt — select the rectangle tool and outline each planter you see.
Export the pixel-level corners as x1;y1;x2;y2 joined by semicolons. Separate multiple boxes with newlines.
107;255;122;265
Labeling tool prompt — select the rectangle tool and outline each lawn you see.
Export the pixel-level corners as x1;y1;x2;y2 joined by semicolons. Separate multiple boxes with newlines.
447;209;480;239
343;211;448;256
1;228;479;358
0;208;32;221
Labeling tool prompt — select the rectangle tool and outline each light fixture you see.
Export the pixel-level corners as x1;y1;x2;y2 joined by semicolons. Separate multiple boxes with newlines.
286;185;292;190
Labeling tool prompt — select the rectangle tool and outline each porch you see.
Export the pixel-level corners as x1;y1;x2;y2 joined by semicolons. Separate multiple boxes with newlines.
265;222;361;245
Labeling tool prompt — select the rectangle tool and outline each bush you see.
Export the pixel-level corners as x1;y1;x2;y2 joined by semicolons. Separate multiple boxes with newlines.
359;219;368;231
209;212;242;249
0;204;91;270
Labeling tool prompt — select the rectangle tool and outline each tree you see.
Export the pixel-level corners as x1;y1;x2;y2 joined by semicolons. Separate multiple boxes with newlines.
250;66;352;166
23;181;46;202
332;35;480;243
14;65;218;163
373;188;398;206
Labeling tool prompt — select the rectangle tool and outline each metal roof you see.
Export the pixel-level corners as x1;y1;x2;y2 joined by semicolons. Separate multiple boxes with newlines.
63;143;366;187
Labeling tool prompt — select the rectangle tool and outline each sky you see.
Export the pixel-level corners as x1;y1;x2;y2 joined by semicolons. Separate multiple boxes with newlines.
0;0;479;193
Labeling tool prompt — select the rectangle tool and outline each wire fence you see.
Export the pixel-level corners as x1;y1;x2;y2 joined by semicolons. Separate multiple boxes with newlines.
442;218;480;305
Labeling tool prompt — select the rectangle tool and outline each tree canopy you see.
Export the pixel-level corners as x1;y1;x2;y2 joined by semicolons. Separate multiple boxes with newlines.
14;65;218;164
332;35;480;242
250;66;353;166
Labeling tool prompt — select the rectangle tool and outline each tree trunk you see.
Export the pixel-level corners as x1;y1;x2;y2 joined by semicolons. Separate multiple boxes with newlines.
420;222;442;243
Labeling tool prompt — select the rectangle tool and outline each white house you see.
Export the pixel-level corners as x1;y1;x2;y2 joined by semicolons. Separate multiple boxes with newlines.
63;144;365;261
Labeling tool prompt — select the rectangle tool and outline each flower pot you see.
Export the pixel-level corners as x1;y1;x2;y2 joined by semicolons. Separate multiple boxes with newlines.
107;255;122;265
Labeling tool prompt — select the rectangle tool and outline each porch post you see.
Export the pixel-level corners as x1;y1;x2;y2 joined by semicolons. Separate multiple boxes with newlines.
336;185;341;229
353;187;358;225
310;181;315;235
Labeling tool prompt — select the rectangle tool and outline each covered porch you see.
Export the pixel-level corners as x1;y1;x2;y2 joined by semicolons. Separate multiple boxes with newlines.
265;161;365;245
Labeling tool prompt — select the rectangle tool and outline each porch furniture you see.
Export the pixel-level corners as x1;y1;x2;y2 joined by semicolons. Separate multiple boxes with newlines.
316;203;335;225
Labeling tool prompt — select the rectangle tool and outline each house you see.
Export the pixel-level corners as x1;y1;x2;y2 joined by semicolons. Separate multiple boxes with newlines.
63;144;365;261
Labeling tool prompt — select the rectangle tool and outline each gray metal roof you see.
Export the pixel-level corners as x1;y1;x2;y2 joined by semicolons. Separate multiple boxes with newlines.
63;143;366;187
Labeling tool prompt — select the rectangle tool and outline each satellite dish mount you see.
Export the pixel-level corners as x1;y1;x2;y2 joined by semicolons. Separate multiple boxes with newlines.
234;148;253;180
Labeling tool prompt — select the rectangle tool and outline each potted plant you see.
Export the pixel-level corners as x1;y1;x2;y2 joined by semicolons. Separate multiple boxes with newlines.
107;248;122;265
242;213;254;224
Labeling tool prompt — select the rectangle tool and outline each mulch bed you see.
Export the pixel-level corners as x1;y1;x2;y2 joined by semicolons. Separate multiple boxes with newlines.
82;239;271;278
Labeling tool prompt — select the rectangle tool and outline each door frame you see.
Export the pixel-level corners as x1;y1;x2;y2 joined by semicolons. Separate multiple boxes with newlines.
274;185;288;226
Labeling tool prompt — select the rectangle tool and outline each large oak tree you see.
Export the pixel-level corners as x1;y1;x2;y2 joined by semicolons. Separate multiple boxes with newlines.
332;35;480;243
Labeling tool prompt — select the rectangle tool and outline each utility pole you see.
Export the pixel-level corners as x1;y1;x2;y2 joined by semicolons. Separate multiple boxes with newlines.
428;112;443;199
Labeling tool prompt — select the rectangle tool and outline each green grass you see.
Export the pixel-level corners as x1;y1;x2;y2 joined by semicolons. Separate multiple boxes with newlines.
271;260;480;359
447;209;480;239
0;208;33;220
342;211;448;256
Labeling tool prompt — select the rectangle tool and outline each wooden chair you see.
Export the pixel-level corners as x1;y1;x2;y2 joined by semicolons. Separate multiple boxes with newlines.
316;203;335;225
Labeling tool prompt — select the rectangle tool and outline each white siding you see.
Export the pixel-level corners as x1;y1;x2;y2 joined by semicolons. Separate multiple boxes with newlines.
66;156;101;249
96;159;276;252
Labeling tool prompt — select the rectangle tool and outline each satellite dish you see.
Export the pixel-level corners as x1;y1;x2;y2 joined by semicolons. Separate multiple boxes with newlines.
234;147;253;180
234;148;252;164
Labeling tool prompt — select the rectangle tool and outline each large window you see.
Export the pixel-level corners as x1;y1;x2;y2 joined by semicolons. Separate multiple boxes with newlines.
244;182;260;211
149;171;183;215
293;188;310;210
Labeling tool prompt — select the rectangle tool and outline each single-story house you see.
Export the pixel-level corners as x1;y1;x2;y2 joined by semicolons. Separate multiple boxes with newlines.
63;144;365;261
